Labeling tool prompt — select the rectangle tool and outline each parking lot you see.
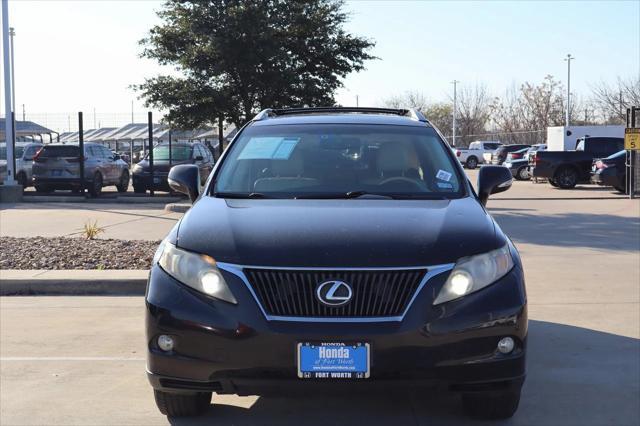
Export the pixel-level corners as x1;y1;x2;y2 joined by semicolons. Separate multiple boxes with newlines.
1;171;639;425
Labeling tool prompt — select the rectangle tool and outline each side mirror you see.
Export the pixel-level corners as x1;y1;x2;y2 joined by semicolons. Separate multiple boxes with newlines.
477;166;512;206
168;164;200;203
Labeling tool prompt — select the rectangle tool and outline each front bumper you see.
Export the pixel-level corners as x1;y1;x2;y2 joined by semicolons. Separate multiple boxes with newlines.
132;172;170;191
146;265;527;396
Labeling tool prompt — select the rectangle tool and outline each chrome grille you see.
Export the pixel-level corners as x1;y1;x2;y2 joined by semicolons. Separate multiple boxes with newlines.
243;269;427;318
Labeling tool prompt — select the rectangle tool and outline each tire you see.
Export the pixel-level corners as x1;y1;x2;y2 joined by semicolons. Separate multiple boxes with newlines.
34;185;53;193
16;172;27;188
462;390;521;420
116;170;130;193
553;167;578;189
614;185;626;194
465;156;478;169
516;166;530;181
548;179;559;188
133;183;146;194
153;390;211;417
89;172;103;197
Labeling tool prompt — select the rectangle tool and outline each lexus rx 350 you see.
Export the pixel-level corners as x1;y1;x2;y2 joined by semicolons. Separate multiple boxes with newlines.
146;107;527;420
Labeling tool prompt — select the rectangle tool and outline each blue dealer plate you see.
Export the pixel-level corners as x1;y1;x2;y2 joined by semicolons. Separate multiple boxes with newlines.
297;342;370;379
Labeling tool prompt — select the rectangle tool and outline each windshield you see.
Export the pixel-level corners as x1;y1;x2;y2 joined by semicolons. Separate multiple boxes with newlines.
214;124;464;199
149;145;192;161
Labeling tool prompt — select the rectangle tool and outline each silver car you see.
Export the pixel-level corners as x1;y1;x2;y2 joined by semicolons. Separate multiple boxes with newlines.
32;143;130;196
0;142;44;188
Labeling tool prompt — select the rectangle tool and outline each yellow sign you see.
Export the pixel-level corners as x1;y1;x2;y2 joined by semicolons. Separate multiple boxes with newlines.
625;128;640;150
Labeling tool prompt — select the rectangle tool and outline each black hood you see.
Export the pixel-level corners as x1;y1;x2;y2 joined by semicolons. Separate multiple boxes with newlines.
176;196;503;267
136;159;192;173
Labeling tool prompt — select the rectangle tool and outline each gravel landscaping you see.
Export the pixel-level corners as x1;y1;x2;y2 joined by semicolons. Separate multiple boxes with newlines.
0;237;161;270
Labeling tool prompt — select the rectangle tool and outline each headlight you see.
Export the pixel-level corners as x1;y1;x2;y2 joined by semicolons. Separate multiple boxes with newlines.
434;244;514;305
157;242;237;304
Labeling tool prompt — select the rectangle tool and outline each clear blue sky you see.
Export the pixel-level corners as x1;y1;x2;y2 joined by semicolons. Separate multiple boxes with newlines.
2;0;638;123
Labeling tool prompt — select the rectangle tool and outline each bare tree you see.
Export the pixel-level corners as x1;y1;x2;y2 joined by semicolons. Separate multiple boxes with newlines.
453;84;491;146
591;76;640;124
382;91;451;134
489;75;565;144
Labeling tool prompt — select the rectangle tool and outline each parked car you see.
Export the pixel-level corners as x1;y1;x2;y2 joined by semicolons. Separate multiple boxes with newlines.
131;142;214;193
590;150;628;193
491;144;531;165
504;148;532;180
454;140;502;169
147;107;527;420
32;143;130;196
529;137;624;189
0;142;43;187
524;144;546;161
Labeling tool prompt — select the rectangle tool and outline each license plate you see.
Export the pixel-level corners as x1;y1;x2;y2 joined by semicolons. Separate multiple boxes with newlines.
297;342;369;379
51;170;62;177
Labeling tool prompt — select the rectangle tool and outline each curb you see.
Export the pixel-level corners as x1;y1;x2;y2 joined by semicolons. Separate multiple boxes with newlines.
0;270;148;296
164;202;191;213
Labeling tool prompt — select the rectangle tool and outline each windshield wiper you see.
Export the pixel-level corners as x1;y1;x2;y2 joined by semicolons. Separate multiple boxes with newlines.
295;191;394;200
214;192;269;199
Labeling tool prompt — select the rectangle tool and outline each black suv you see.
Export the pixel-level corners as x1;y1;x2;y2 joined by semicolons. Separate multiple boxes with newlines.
132;142;214;193
147;107;527;419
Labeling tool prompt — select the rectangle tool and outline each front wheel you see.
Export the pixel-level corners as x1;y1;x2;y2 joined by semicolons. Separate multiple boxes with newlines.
153;390;211;417
462;389;521;419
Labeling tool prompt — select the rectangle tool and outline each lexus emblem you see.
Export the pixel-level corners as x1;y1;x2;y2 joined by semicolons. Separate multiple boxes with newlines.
316;280;353;306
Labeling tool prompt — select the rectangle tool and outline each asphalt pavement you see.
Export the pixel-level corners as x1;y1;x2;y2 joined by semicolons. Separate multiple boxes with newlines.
1;170;639;425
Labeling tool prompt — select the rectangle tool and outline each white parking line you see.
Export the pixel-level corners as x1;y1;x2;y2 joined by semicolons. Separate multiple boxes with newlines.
0;357;145;361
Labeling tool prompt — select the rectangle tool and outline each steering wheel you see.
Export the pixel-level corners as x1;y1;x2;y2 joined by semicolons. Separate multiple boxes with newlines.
379;176;425;191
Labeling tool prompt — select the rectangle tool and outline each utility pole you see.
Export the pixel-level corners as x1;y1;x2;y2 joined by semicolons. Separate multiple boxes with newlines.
22;103;24;121
452;80;459;147
131;100;134;123
2;0;16;184
356;95;359;107
564;54;574;126
9;27;15;118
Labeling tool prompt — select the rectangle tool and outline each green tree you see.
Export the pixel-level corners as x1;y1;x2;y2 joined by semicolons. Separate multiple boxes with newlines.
136;0;376;129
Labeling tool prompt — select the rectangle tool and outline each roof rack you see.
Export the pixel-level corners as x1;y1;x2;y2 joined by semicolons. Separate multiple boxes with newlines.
252;107;428;123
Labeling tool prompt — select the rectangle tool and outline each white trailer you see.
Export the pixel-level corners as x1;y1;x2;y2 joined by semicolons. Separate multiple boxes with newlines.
546;125;624;151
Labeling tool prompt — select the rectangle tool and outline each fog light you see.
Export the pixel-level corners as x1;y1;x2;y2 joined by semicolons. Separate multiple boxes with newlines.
157;335;174;352
497;337;515;354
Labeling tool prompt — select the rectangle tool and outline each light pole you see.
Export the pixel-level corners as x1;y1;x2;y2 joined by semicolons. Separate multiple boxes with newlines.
452;80;459;147
9;27;15;116
2;0;16;185
564;54;574;127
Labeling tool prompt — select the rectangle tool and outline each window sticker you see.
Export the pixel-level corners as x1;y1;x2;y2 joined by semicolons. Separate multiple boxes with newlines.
238;137;300;160
436;169;453;182
437;182;453;189
272;138;299;159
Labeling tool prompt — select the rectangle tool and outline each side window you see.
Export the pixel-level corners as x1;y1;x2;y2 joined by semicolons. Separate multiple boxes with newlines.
194;145;204;160
24;146;40;160
103;147;114;160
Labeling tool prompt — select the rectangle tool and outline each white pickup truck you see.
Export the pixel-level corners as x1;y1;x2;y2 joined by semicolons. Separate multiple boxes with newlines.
453;141;503;169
